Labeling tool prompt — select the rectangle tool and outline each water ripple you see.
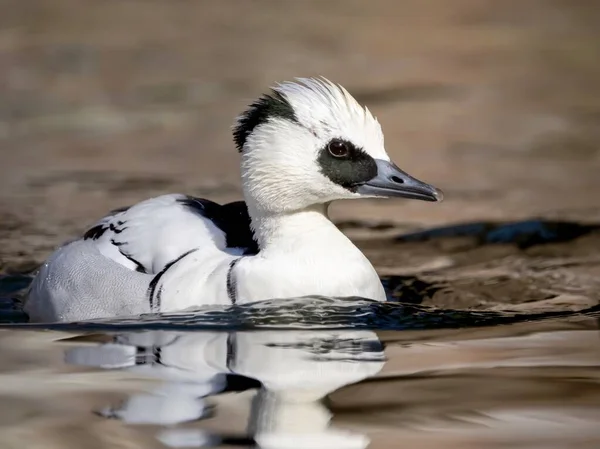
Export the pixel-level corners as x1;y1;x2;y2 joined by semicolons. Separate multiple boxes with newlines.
4;296;598;332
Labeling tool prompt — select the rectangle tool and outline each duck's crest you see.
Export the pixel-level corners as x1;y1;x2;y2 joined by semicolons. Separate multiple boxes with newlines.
233;77;381;152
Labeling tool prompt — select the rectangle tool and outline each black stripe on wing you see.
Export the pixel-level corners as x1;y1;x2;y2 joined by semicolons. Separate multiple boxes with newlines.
82;197;257;279
110;238;147;274
83;205;148;273
83;206;130;241
177;196;258;255
147;248;199;312
83;224;107;240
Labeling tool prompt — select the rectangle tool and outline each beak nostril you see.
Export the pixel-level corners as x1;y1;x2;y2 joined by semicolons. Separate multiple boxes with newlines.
391;176;404;184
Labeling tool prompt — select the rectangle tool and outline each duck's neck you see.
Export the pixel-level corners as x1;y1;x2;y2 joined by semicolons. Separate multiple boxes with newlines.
248;203;350;255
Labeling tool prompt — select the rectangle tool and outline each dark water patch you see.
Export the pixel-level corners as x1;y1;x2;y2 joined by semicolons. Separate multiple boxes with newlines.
0;273;33;296
382;275;441;304
0;297;28;323
0;273;32;323
396;219;600;249
3;297;599;332
1;270;599;329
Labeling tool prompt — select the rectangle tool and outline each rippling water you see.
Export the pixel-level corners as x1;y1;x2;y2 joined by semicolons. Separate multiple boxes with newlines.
0;273;598;448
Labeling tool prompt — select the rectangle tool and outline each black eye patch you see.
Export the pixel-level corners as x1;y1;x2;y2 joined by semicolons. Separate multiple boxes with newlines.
317;138;377;190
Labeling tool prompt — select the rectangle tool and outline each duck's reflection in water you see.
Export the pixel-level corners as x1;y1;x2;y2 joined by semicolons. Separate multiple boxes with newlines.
65;330;385;449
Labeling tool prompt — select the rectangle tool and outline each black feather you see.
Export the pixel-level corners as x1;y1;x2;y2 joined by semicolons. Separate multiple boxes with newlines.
83;224;107;240
233;90;298;152
83;206;130;240
177;196;258;254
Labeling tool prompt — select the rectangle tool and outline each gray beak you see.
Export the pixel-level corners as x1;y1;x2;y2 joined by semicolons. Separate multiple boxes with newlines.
356;159;443;202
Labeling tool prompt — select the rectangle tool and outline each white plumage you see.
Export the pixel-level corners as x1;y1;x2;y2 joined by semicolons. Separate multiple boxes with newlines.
25;78;442;322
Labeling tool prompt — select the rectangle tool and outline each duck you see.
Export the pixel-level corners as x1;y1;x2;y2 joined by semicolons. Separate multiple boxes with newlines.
24;77;442;323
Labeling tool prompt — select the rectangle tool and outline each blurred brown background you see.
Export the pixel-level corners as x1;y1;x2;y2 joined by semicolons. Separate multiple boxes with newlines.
1;0;600;268
0;5;599;447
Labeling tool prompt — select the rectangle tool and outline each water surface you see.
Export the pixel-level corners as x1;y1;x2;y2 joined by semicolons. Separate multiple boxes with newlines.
0;288;598;448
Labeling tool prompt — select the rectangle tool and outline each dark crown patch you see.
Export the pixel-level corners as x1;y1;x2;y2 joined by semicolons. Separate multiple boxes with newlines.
233;90;298;151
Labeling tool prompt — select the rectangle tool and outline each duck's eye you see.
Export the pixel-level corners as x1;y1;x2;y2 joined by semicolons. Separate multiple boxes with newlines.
328;140;350;158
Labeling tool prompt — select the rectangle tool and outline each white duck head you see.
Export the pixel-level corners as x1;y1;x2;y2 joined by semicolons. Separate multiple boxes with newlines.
234;77;443;216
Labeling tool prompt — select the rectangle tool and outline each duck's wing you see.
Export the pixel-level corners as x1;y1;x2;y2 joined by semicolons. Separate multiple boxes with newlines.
83;194;257;275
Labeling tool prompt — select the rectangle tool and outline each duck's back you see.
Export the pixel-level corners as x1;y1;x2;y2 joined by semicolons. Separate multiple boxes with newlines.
25;194;257;322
